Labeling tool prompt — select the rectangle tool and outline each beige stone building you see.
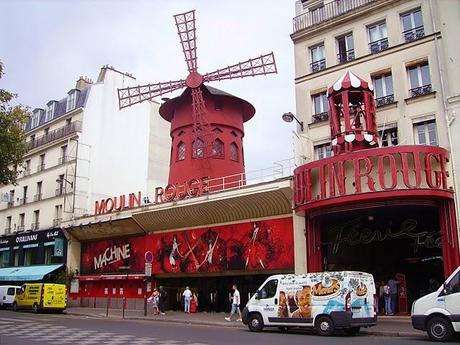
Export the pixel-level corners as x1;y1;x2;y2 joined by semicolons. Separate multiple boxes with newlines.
291;0;460;224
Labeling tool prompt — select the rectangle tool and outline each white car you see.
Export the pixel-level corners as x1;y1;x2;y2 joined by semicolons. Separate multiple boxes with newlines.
242;271;377;336
411;266;460;342
0;285;22;308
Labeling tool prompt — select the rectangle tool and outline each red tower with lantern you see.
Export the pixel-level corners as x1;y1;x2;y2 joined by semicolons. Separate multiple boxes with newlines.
117;10;277;185
328;71;379;155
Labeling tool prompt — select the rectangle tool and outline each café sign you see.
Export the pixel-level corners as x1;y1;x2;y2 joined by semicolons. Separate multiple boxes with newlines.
294;146;452;209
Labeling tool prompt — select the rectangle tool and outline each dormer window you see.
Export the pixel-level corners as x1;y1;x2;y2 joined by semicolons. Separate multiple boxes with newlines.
31;110;40;128
67;90;78;112
46;101;56;122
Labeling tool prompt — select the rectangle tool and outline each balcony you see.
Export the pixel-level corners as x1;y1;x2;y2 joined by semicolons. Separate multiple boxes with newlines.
58;156;68;165
31;222;40;231
369;38;389;54
403;26;425;43
55;188;64;196
375;94;395;108
7;201;14;208
25;121;82;152
23;168;31;177
36;163;46;172
53;218;62;227
4;227;11;235
33;193;42;202
310;59;326;73
17;225;25;232
312;112;329;123
337;49;355;64
293;0;377;33
19;197;27;205
409;84;432;98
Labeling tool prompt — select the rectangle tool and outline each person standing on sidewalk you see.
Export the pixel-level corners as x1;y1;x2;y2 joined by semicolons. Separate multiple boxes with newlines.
158;286;168;315
182;286;192;313
225;284;242;322
387;276;400;315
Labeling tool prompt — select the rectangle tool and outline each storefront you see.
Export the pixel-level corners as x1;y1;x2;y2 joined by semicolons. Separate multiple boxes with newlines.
293;72;460;313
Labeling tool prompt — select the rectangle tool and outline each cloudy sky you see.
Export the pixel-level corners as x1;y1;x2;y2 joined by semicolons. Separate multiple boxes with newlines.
1;0;297;173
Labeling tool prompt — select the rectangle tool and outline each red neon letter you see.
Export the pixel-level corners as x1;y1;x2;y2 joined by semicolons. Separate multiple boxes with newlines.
353;157;375;193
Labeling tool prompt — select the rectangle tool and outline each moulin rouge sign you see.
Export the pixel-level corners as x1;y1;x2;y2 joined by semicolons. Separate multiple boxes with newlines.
94;177;209;215
294;146;453;209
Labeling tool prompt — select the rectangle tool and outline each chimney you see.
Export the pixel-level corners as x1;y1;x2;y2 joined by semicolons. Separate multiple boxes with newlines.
75;76;93;90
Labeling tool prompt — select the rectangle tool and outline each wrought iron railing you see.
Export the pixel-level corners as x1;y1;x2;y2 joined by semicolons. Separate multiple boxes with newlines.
375;94;395;107
7;201;14;208
53;218;62;227
4;227;11;235
369;37;389;54
403;26;425;43
409;84;432;98
293;0;377;33
58;156;68;165
17;225;25;232
36;163;46;172
31;222;40;231
337;49;355;64
55;188;64;196
310;59;326;73
25;121;82;151
19;197;27;205
33;193;42;202
312;112;329;123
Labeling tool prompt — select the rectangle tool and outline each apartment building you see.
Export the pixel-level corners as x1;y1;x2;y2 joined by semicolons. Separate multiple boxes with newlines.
290;0;460;307
0;66;170;273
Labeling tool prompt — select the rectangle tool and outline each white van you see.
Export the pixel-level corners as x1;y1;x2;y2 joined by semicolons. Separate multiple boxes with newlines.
242;271;377;335
0;285;22;308
411;265;460;342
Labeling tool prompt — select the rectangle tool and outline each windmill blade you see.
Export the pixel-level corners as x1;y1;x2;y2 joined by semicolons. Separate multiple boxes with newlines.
174;10;198;73
118;79;186;109
204;52;277;83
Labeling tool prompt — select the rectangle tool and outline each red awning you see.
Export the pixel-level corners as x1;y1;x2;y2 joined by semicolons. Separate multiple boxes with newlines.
78;274;145;281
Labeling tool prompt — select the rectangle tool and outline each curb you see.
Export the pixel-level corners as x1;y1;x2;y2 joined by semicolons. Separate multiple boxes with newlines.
66;311;423;337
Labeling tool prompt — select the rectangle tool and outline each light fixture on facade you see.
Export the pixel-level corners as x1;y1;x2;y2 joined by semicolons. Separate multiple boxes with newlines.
282;112;304;132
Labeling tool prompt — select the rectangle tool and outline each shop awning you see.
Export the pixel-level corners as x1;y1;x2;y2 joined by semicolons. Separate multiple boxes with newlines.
0;264;64;282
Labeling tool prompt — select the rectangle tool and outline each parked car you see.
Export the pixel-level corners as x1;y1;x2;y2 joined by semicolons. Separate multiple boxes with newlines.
0;285;22;308
411;266;460;342
242;271;377;335
13;283;66;313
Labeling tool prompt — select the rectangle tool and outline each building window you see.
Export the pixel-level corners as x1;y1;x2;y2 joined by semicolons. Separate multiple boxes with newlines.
401;8;424;42
230;143;239;162
408;62;431;97
336;33;354;64
54;205;63;227
21;186;28;205
312;92;329;123
310;44;326;72
60;145;68;164
44;245;54;264
35;181;43;202
0;250;10;268
13;249;19;266
215;99;223;111
414;120;438;146
31;111;40;129
192;139;204;158
67;91;77;112
32;210;40;231
18;213;25;232
379;127;398;147
368;21;388;53
24;246;39;265
212;139;224;159
56;174;65;196
314;143;332;160
372;73;394;107
38;154;46;172
177;142;186;161
46;102;55;122
24;159;31;176
5;216;12;234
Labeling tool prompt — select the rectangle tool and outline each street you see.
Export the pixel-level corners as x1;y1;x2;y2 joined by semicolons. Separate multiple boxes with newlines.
0;309;439;345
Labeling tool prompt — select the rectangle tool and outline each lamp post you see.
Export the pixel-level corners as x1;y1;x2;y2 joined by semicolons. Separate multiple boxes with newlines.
282;112;304;132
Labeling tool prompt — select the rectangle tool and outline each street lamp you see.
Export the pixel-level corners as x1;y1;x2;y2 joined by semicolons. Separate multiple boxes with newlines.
282;112;304;132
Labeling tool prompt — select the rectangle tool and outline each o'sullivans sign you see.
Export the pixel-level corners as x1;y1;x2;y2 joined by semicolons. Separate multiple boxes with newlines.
294;146;453;210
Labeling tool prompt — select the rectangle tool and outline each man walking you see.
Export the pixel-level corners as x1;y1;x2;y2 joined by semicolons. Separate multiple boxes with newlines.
158;286;168;315
225;284;242;322
183;286;192;313
387;276;400;316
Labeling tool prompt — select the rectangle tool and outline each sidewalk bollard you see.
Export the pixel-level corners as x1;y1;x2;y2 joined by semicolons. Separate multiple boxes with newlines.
122;297;126;319
106;298;110;318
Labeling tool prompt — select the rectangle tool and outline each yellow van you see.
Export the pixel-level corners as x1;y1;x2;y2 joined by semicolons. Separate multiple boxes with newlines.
13;283;66;313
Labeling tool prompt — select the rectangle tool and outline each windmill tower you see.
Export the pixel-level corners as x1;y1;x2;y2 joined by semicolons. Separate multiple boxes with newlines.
118;10;277;185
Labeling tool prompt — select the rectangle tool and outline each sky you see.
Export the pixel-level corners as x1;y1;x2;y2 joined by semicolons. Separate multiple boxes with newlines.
1;0;297;173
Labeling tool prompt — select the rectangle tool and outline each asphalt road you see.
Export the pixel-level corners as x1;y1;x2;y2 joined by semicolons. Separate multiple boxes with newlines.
0;309;443;345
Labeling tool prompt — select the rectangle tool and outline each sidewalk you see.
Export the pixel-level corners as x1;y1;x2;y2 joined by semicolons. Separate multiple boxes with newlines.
66;307;425;338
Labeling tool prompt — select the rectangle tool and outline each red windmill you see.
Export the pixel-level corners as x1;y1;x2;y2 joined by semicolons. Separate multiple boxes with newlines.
118;10;277;186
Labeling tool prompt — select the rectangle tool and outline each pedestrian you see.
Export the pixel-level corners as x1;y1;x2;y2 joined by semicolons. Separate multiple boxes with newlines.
387;276;400;316
383;282;391;315
225;284;242;322
182;286;192;313
191;292;198;313
158;286;168;315
378;280;385;314
148;288;160;315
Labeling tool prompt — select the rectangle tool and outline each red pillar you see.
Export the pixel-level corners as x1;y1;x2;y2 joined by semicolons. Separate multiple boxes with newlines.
439;199;460;277
306;216;323;272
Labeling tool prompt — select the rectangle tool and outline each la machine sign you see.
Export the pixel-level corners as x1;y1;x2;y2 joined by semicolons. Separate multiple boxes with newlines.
94;177;209;215
294;146;452;209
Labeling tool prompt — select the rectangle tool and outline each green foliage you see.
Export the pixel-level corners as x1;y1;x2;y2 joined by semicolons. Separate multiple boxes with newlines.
0;61;29;185
54;268;75;287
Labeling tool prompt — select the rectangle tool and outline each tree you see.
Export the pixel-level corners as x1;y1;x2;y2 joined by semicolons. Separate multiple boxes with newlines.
0;61;29;185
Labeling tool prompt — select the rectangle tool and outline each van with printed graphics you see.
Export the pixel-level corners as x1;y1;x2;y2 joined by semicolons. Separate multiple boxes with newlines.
411;265;460;342
242;272;377;335
0;285;21;308
13;283;66;313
